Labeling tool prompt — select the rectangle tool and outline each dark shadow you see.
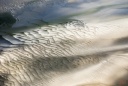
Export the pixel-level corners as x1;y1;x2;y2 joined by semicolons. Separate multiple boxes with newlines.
24;47;128;85
0;73;8;86
114;74;128;86
0;12;16;27
113;37;128;45
29;53;109;74
25;46;128;80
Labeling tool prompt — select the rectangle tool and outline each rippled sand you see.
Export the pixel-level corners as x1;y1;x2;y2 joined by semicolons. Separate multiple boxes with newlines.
0;0;128;86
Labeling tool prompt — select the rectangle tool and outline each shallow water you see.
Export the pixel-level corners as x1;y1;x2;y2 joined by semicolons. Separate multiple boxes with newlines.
0;0;128;30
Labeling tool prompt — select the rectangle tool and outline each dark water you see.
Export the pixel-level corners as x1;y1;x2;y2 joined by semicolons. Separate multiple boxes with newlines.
0;0;128;31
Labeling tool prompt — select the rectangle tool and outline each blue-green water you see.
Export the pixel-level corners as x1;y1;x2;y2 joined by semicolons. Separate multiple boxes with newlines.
0;0;128;29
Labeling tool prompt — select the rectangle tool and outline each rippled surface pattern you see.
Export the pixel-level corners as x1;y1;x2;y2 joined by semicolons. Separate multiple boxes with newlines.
0;0;128;86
